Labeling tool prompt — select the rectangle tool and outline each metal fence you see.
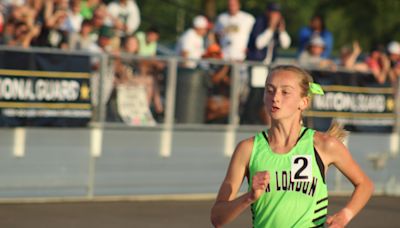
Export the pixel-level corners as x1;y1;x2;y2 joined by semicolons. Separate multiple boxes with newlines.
0;46;399;200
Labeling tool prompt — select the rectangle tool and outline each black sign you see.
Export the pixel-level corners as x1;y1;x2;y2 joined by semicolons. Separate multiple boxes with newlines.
0;50;92;126
305;70;395;132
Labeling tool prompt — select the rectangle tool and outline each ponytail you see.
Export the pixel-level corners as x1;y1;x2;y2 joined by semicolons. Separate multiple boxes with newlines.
326;121;348;142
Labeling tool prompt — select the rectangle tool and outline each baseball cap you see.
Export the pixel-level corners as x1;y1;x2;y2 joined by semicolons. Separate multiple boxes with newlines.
202;43;223;58
99;26;114;38
310;36;325;47
387;41;400;55
193;15;208;29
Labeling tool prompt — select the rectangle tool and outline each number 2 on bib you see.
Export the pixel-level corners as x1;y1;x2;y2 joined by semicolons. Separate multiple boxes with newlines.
291;155;312;182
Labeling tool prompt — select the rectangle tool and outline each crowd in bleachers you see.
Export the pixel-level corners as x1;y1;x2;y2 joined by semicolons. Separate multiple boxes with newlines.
175;0;400;124
1;1;399;76
1;0;399;125
175;0;400;86
0;0;147;55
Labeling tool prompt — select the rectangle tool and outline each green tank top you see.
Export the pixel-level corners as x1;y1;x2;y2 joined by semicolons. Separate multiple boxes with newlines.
248;127;328;228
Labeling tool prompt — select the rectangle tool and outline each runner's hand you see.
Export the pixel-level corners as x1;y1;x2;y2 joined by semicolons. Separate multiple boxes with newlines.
249;171;270;202
326;208;353;228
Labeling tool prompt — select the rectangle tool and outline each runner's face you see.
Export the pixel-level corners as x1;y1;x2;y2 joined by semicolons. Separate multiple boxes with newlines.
264;71;307;120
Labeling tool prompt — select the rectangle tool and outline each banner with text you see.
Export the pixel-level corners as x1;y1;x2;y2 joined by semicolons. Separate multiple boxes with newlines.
0;50;92;126
304;70;395;132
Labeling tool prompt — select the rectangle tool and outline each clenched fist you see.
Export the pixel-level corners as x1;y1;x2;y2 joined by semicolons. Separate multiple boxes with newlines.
249;171;270;202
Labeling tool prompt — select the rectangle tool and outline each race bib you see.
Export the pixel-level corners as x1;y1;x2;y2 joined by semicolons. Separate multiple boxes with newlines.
291;155;312;182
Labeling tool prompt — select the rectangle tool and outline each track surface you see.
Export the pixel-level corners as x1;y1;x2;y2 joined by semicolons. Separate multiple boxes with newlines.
0;196;398;227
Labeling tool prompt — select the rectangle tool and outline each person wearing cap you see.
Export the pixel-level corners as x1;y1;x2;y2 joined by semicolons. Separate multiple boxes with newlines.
214;0;255;61
298;35;336;70
386;41;400;88
202;43;223;59
246;2;291;64
175;15;209;68
298;14;333;58
387;41;400;67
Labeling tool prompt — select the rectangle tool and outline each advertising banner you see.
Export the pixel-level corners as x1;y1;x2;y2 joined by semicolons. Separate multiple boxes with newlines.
0;50;92;126
305;70;395;132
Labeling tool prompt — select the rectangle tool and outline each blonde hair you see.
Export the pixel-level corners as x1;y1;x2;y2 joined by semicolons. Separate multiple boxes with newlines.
325;121;348;142
268;65;313;97
268;65;348;141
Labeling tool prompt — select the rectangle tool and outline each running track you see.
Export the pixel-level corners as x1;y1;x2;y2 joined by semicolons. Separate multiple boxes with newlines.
0;196;398;227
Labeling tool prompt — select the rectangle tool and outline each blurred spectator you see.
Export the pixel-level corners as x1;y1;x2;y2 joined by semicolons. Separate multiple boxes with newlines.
115;35;141;84
202;43;231;123
298;36;336;70
88;25;118;121
115;35;139;73
387;41;400;88
203;43;223;60
88;25;118;54
123;35;139;54
35;1;69;49
80;0;101;20
86;3;119;51
337;41;367;71
134;60;164;118
214;0;255;61
1;18;14;44
62;0;83;34
107;36;139;122
365;45;390;84
90;4;107;41
114;37;137;85
69;19;94;50
205;17;216;47
26;0;45;19
298;14;333;58
336;42;392;85
113;59;164;123
107;0;140;38
1;1;42;47
135;26;165;90
0;11;3;34
246;2;291;64
9;4;37;28
43;0;69;27
387;41;400;68
136;27;160;57
116;35;139;80
7;21;40;48
389;61;400;96
176;15;209;68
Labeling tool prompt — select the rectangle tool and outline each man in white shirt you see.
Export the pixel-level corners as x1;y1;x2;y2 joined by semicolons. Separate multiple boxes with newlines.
214;0;255;61
176;15;208;68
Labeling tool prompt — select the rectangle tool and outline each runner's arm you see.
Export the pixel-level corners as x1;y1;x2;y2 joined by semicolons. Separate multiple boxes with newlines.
210;138;254;227
316;134;374;227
